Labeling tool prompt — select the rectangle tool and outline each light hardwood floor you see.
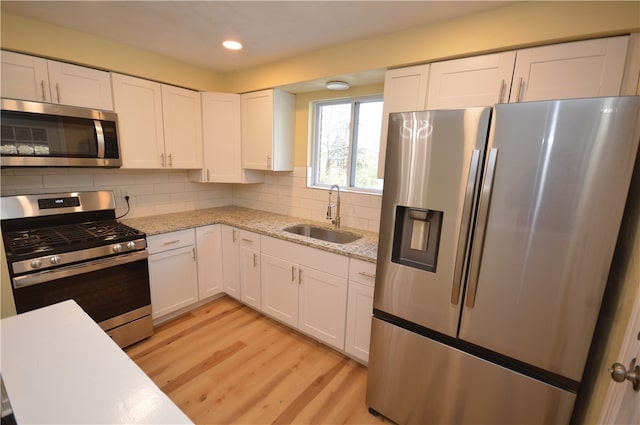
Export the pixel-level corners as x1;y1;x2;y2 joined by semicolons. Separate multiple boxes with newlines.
126;296;390;424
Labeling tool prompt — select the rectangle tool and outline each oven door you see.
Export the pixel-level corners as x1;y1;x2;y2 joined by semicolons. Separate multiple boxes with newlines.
11;251;150;330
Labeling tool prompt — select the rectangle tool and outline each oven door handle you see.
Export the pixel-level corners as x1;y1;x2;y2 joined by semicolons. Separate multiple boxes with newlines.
12;250;149;289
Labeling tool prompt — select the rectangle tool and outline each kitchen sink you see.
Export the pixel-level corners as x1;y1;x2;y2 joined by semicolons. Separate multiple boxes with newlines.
283;224;361;244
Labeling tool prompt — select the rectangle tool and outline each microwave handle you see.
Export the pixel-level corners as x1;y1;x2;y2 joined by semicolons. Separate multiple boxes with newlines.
94;120;105;158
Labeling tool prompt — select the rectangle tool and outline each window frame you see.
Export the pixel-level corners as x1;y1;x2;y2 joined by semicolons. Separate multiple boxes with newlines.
310;94;383;193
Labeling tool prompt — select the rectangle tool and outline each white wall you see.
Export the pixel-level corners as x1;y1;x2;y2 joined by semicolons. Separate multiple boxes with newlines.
0;168;233;218
233;166;381;233
0;166;381;232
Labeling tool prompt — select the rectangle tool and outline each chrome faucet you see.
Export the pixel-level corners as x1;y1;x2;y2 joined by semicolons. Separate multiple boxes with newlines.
326;184;341;229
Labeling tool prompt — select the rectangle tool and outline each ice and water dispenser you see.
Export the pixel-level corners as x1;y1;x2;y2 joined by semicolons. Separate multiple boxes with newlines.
391;206;443;272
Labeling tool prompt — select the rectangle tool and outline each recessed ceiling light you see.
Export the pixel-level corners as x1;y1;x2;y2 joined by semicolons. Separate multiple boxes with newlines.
223;40;243;50
326;81;350;90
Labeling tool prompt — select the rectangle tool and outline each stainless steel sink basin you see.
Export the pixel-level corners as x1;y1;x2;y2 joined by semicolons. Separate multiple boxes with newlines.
283;224;361;244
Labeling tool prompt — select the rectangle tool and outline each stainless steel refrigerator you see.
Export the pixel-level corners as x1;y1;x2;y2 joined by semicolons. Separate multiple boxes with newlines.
366;97;640;424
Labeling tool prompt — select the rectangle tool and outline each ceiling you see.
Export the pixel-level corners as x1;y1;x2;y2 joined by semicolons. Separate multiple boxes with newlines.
2;1;512;91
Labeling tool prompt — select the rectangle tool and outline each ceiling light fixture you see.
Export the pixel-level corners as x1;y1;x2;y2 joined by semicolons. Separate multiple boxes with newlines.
222;40;243;50
326;81;350;90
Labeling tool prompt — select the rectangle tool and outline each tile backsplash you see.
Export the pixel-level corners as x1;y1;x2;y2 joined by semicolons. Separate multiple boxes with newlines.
0;166;381;232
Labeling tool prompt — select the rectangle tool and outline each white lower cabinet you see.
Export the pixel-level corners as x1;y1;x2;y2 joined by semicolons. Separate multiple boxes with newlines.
195;225;223;300
147;229;198;320
239;230;262;310
345;259;376;364
221;225;241;299
261;235;349;350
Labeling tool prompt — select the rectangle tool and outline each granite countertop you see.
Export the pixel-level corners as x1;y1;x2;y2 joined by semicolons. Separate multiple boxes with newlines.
121;206;378;263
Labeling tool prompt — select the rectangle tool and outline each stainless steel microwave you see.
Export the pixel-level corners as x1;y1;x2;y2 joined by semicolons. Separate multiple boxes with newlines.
1;98;121;167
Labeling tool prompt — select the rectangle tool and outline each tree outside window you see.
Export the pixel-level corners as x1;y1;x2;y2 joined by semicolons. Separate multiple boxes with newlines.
312;96;383;192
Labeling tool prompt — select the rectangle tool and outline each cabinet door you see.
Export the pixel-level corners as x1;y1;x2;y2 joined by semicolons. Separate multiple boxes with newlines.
194;92;264;184
261;253;299;327
161;85;203;169
241;90;273;170
196;225;223;300
1;51;50;102
427;52;516;109
221;226;241;300
510;36;629;102
345;281;374;364
148;245;198;319
47;60;113;110
298;266;348;350
239;246;261;310
378;64;430;178
111;73;165;168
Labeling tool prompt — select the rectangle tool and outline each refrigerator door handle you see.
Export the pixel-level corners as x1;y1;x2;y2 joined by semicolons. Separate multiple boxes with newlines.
466;148;499;308
451;149;482;304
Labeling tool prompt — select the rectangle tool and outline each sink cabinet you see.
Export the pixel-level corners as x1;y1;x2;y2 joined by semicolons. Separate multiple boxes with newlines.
261;235;349;350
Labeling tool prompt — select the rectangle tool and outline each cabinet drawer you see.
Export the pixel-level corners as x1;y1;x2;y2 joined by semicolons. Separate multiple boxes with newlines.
238;229;261;250
147;229;195;254
349;258;377;287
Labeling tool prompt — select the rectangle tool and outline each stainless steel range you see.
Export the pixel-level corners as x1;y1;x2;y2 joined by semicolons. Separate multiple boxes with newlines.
1;190;152;348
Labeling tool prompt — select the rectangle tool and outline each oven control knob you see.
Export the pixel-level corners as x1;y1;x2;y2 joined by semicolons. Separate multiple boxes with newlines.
126;241;137;250
50;256;61;265
31;259;43;269
112;243;123;253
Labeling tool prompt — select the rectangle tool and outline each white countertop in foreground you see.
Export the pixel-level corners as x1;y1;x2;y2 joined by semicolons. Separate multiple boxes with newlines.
0;300;192;425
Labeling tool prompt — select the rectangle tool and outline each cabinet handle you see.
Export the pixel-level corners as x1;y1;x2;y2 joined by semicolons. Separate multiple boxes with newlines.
192;247;196;261
516;77;524;102
298;268;303;284
291;266;296;282
497;79;505;104
206;168;210;182
160;153;165;167
267;155;272;170
358;271;376;279
40;80;47;101
168;153;173;167
232;229;237;242
253;253;258;268
162;239;180;246
55;83;61;103
242;238;253;243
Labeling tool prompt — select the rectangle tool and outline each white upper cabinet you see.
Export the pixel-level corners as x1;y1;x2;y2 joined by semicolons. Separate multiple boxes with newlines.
190;92;264;184
161;84;203;169
111;73;164;168
426;52;516;109
241;88;295;171
111;73;202;169
1;50;113;110
509;36;629;102
378;64;430;178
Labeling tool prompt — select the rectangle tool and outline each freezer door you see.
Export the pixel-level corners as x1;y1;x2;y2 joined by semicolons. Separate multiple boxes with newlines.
460;97;640;381
375;108;490;337
367;318;576;425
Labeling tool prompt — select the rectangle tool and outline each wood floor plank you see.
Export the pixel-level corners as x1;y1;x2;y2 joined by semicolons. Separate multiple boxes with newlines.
126;296;389;424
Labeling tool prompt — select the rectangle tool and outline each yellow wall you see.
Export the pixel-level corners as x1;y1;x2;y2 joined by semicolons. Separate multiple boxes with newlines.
0;13;225;91
222;1;640;93
2;2;638;93
293;83;384;166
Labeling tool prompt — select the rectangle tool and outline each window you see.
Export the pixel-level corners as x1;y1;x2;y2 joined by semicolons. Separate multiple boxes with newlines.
311;96;383;192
